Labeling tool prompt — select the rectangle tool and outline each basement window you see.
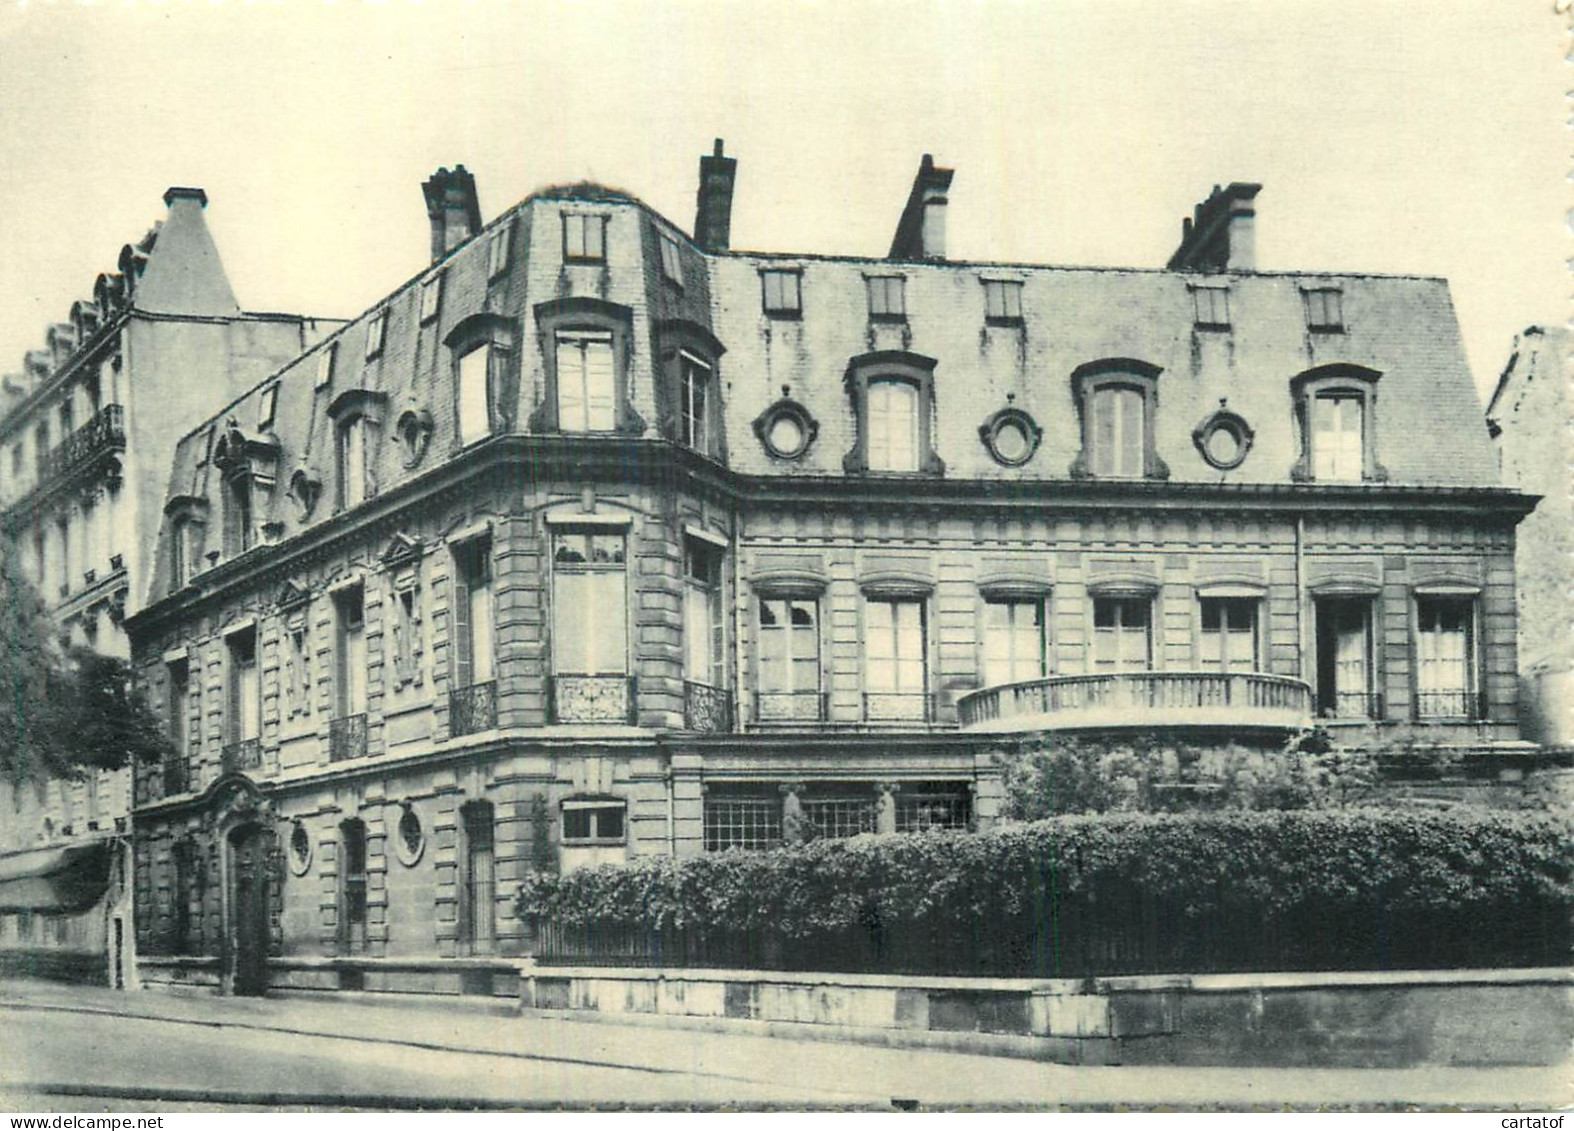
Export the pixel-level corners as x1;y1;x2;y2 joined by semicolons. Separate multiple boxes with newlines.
561;799;626;845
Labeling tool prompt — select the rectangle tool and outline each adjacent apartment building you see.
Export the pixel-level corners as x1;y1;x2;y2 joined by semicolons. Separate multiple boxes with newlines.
0;188;336;985
123;147;1536;997
1487;324;1570;746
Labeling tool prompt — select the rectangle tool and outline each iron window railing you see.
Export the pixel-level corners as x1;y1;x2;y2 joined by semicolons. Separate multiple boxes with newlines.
863;691;934;723
1414;689;1486;721
1316;691;1384;721
682;681;732;732
329;713;368;762
449;680;498;737
548;675;637;725
220;738;261;774
38;404;125;482
703;795;782;852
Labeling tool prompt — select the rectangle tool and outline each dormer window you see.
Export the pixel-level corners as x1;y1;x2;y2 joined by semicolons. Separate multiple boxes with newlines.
487;221;512;279
1191;284;1230;331
446;314;517;447
761;270;802;318
563;214;607;263
327;389;387;511
1290;365;1385;483
531;298;643;437
982;279;1023;325
866;276;906;322
315;342;336;389
1069;359;1169;481
658;232;683;286
842;351;944;476
257;384;278;431
212;424;279;557
1303;287;1344;333
420;274;442;324
227;478;254;555
364;309;387;360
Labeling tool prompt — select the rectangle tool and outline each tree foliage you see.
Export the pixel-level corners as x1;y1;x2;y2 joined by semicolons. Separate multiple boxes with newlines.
0;536;168;784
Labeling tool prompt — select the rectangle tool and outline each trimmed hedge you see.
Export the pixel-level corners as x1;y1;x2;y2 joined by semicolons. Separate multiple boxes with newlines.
518;809;1574;976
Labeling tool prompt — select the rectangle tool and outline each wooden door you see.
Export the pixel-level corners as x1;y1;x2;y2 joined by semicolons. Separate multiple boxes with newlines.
228;824;270;996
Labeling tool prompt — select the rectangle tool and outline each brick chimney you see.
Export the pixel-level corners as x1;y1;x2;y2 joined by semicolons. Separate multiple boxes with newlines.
1167;182;1261;272
888;154;954;261
694;139;737;252
422;166;483;263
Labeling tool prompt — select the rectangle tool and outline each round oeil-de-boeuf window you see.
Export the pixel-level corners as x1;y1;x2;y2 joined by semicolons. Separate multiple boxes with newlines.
1192;407;1254;471
978;406;1042;467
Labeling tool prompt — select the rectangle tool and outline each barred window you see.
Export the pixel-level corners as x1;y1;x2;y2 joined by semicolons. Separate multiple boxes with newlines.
704;793;781;852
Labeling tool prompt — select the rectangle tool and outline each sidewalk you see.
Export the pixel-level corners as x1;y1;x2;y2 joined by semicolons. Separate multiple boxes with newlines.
0;978;1568;1110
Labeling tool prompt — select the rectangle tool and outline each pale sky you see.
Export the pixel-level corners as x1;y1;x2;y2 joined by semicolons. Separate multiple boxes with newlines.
0;1;1566;400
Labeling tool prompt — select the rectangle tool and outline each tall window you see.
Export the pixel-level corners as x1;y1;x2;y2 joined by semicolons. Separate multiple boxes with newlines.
56;515;72;591
1199;598;1258;672
227;628;259;744
757;597;821;720
34;422;48;475
865;597;928;720
1090;385;1145;478
284;621;312;719
457;344;492;445
58;401;74;441
678;352;711;453
170;840;195;955
1416;596;1477;719
1312;394;1364;482
451;541;494;690
335;588;367;718
339;818;368;955
459;801;495;955
169;520;190;591
1315;597;1375;718
1093;597;1152;672
683;538;724;688
364;309;386;360
390;584;423;689
166;659;189;790
983;597;1046;686
336;417;370;509
867;379;919;472
555;331;616;432
658;233;684;285
552;529;627;675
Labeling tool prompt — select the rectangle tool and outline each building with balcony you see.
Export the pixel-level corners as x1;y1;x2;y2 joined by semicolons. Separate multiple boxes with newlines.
0;188;338;986
1487;325;1570;746
123;147;1536;996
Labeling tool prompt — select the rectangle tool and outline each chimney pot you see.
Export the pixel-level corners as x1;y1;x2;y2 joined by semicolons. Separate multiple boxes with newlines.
163;186;208;208
695;139;738;252
422;165;483;263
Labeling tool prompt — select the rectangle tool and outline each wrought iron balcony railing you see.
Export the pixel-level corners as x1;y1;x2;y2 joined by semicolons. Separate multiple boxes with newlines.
548;675;637;725
1315;690;1385;721
329;713;368;762
162;756;189;797
449;680;498;737
683;681;732;732
1414;689;1486;722
752;690;828;724
38;404;125;482
220;737;261;774
959;671;1314;733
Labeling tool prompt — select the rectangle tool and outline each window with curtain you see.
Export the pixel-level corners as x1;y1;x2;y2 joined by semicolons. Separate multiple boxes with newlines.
983;597;1046;686
867;379;919;472
1090;385;1146;478
552;529;627;675
459;801;495;954
683;538;724;688
864;597;927;719
457;343;491;445
1093;596;1152;671
555;331;616;432
451;541;494;691
757;597;821;720
1416;596;1476;718
1199;598;1258;672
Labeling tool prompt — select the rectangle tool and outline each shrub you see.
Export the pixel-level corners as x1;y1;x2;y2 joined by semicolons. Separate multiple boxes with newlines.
518;808;1573;976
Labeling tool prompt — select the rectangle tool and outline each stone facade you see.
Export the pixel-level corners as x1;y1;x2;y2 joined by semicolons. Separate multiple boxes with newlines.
1487;325;1571;746
123;151;1535;995
0;188;338;986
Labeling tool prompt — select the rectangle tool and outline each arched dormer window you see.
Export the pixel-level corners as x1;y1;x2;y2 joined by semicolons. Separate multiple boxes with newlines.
657;319;727;460
1069;359;1169;480
444;313;518;448
842;351;944;475
163;494;209;592
327;389;388;512
212;422;279;557
530;297;644;435
1289;364;1387;483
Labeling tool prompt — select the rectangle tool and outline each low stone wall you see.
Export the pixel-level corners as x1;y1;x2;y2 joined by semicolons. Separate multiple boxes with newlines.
518;965;1574;1068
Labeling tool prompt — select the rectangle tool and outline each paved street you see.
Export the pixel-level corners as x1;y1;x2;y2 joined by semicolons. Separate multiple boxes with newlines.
0;979;1566;1111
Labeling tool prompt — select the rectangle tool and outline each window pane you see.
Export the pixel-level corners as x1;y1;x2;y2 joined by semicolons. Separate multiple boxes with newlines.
458;345;490;444
1313;395;1364;481
868;380;918;471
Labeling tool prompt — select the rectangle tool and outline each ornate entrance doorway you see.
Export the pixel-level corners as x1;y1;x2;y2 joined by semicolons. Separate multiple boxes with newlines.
227;822;271;996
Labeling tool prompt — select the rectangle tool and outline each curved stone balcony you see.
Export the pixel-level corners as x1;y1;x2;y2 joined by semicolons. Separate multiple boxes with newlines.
957;671;1314;735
